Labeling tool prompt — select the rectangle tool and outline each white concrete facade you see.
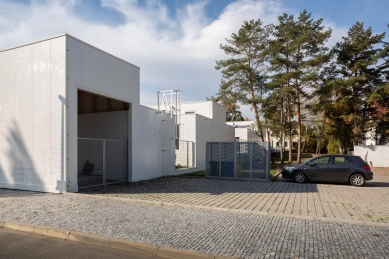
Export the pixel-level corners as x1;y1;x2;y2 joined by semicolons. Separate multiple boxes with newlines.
178;101;235;171
0;35;67;193
0;34;175;193
354;145;389;167
234;128;260;142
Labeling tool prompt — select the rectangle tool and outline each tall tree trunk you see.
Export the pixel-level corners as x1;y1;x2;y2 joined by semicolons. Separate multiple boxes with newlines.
352;84;359;146
266;126;275;164
287;94;293;163
279;98;284;163
296;85;302;163
249;89;264;142
295;51;302;163
316;112;326;155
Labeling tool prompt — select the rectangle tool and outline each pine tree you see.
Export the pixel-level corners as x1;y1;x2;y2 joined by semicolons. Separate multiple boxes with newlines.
268;10;332;162
215;19;272;141
331;22;385;146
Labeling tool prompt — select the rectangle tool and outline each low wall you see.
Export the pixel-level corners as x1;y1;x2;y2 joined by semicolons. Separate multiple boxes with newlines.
354;145;389;167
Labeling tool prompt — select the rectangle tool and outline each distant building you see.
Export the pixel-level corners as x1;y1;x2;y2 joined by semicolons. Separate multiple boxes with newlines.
226;121;297;150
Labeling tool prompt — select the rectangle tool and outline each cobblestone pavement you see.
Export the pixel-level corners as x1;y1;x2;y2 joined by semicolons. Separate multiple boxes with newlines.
1;190;389;259
81;168;389;224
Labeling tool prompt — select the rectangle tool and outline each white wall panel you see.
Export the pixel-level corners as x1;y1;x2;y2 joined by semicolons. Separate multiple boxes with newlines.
131;106;173;181
181;102;212;118
80;45;101;93
31;41;51;186
235;128;248;141
195;114;235;171
0;49;15;183
179;114;196;142
14;46;33;181
50;37;66;190
0;35;66;192
77;41;138;104
66;37;82;192
354;145;389;167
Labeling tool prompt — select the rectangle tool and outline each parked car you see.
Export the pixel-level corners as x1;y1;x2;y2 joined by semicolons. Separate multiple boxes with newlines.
281;155;373;186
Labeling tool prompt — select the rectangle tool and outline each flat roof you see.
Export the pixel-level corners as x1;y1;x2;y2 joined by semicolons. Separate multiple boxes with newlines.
0;33;139;69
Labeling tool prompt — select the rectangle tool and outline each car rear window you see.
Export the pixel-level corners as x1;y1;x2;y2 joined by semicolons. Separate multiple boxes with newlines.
351;156;365;164
333;156;353;164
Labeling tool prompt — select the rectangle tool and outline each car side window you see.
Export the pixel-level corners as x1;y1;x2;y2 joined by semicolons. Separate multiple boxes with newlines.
311;156;330;165
333;156;352;164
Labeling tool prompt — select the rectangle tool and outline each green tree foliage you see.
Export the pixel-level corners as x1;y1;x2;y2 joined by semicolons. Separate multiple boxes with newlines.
213;14;389;157
327;137;340;154
267;10;332;162
330;22;385;146
215;19;272;141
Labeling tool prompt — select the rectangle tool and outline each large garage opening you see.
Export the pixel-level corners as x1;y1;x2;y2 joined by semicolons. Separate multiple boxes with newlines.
77;90;130;189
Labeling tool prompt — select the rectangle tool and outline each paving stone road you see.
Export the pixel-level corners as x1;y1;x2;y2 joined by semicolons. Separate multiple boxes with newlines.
82;168;389;224
1;189;389;259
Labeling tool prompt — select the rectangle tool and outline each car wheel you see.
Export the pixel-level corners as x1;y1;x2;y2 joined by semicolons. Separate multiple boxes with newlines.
293;171;306;183
350;173;365;187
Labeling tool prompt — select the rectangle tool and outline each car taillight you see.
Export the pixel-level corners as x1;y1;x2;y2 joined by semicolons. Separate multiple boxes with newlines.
362;164;371;171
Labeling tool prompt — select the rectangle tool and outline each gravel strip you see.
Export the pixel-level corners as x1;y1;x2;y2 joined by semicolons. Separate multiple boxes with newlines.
1;190;389;259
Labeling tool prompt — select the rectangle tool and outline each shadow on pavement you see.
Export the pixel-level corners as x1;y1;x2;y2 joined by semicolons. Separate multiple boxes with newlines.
80;177;320;195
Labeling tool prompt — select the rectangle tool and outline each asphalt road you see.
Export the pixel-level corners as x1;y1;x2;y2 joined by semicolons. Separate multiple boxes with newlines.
0;228;160;259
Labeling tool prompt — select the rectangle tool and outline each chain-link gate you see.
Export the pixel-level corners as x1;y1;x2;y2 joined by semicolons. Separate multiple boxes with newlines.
206;142;270;180
78;138;128;188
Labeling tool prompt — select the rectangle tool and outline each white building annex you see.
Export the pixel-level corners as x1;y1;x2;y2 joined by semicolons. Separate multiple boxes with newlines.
226;121;296;151
0;34;234;193
176;101;235;172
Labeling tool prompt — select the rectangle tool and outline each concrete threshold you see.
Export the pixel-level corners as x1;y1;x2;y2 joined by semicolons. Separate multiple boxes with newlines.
0;219;236;259
67;193;389;228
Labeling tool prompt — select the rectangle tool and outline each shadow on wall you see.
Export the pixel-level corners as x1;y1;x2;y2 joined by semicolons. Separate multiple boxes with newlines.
0;120;45;197
356;145;377;169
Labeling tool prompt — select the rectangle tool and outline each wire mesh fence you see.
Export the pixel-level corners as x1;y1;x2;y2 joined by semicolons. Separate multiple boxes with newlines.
206;142;270;180
175;140;195;169
78;138;128;189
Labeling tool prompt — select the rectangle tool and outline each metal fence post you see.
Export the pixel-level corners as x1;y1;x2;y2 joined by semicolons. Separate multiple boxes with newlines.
192;142;195;168
103;140;106;186
219;142;222;177
234;142;236;178
187;141;189;168
267;141;270;181
249;142;253;179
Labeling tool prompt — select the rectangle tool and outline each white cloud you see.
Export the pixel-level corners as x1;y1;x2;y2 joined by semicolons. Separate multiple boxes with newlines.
0;0;347;118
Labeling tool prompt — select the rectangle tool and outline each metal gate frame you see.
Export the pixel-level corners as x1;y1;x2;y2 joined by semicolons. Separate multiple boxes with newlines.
206;141;270;181
78;138;128;189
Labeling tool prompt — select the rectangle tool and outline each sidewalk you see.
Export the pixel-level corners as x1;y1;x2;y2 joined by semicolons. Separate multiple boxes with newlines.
1;188;389;259
81;168;389;225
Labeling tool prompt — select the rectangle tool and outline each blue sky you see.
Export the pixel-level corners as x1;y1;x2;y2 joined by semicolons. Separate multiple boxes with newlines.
1;0;388;118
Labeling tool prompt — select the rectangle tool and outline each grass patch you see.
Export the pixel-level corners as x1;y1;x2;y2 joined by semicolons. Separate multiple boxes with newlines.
269;152;318;177
180;170;206;177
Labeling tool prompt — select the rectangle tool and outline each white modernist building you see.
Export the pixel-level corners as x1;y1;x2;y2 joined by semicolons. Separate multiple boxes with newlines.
226;120;297;150
177;101;235;172
0;34;234;193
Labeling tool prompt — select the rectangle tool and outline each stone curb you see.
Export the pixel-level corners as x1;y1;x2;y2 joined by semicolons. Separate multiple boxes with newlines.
0;219;237;259
65;192;389;227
